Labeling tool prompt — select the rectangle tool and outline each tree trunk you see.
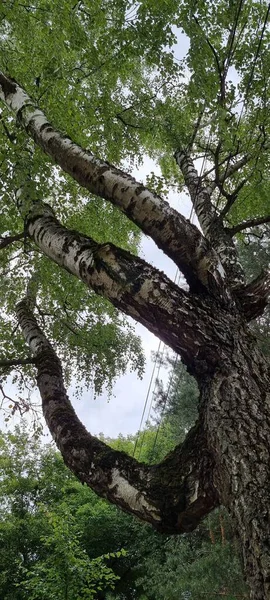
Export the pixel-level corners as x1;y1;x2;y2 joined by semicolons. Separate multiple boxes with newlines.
1;72;270;599
201;326;270;599
17;270;270;599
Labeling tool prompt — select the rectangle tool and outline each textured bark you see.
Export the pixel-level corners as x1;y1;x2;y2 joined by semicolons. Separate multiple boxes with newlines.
202;331;270;600
16;283;270;598
16;298;218;533
235;270;270;320
23;200;235;375
175;150;246;287
1;72;270;599
0;71;227;298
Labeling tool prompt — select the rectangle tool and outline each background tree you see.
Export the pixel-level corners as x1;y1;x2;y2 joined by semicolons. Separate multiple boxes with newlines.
0;425;247;600
0;1;270;598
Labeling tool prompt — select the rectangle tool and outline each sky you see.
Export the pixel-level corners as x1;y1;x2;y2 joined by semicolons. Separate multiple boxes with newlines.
73;156;193;439
69;27;193;439
0;27;194;440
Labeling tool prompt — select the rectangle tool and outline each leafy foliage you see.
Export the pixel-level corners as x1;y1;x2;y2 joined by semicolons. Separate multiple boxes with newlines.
0;0;270;399
0;425;125;599
0;425;247;600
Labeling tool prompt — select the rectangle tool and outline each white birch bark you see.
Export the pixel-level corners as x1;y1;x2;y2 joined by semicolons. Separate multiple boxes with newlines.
22;199;232;373
0;71;227;298
175;150;246;287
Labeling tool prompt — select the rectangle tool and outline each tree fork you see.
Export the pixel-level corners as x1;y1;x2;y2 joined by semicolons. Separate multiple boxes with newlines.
175;149;246;287
22;199;237;376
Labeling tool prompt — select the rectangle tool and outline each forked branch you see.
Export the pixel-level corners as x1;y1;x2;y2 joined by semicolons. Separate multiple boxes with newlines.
20;197;231;373
174;150;245;287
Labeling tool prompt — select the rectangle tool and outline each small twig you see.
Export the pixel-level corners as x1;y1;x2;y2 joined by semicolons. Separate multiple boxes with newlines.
116;113;144;130
0;231;24;249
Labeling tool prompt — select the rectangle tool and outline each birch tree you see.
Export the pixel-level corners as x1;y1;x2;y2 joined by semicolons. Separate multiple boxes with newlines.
0;1;270;598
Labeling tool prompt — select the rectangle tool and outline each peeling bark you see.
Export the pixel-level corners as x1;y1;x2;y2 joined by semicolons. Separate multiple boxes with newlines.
18;196;270;598
16;280;270;598
23;200;235;375
1;71;270;599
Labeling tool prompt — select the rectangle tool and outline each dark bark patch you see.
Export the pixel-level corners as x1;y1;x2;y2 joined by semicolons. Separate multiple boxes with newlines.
112;183;118;196
135;185;146;196
39;123;52;134
0;73;17;97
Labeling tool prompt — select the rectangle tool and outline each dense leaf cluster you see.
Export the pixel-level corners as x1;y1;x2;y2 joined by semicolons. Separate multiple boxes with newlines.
0;424;246;600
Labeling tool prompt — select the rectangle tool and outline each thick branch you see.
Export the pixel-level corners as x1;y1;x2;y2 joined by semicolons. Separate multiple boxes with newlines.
230;216;270;235
0;71;225;296
175;149;217;233
235;270;270;321
174;150;245;287
16;297;218;532
23;200;234;374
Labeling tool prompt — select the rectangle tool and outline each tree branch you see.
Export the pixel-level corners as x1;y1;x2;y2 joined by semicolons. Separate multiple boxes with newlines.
0;231;24;249
16;296;218;533
21;198;233;373
116;113;144;130
217;178;247;219
218;155;249;184
235;270;270;321
192;15;226;105
0;357;36;368
0;112;16;143
0;71;225;297
202;151;248;183
230;216;270;235
174;150;245;287
174;150;218;233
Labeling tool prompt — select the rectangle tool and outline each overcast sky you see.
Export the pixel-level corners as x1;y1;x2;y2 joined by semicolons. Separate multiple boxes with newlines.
73;156;193;439
71;28;193;439
0;28;194;440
